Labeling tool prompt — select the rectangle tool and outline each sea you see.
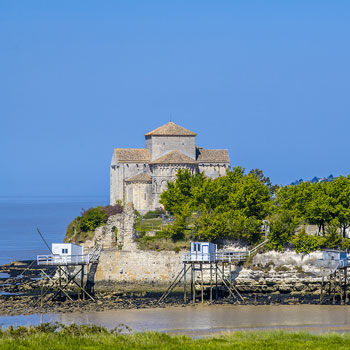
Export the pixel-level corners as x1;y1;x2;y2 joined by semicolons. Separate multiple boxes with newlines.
0;196;108;266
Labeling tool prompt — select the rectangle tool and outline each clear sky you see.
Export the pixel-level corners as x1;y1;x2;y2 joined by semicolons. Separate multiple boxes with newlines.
1;1;349;196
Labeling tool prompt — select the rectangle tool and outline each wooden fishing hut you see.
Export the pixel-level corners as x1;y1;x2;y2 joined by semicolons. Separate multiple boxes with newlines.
36;243;101;305
159;241;255;304
319;249;350;304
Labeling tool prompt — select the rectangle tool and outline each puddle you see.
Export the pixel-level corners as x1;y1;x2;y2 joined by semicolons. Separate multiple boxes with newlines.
0;292;22;296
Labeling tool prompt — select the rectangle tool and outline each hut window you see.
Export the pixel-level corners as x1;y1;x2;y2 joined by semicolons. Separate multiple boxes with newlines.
144;193;146;200
62;248;68;254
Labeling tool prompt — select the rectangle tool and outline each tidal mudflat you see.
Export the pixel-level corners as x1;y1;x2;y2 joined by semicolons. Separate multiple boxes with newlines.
2;305;350;336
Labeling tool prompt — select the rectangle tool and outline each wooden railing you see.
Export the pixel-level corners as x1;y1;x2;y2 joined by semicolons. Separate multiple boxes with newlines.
183;239;269;263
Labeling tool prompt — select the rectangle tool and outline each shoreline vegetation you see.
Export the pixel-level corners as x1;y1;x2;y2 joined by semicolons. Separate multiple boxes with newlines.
1;324;350;350
64;168;350;254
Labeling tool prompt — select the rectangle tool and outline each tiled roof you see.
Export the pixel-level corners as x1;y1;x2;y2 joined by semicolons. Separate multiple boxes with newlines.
151;151;197;164
114;148;150;163
145;122;197;136
125;173;152;183
196;148;230;163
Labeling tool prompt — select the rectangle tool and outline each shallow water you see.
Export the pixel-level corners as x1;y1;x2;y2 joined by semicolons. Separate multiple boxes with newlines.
2;305;350;335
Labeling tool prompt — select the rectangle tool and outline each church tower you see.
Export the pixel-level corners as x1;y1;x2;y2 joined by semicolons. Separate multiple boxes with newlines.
110;122;230;212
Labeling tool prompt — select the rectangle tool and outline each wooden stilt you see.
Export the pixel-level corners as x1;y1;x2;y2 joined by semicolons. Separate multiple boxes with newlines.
320;275;324;304
201;263;204;304
184;263;187;303
192;263;196;304
222;262;225;298
345;268;349;303
215;263;218;300
210;263;213;303
58;267;62;299
229;263;232;284
81;265;85;301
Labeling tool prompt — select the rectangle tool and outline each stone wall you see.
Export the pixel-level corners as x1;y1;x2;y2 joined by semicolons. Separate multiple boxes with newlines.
94;249;184;288
146;135;196;161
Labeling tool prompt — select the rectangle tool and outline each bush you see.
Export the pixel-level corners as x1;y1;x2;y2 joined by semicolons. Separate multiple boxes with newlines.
341;238;350;251
65;204;124;243
267;211;299;251
143;208;165;219
322;223;342;249
292;230;322;254
105;204;123;216
79;207;108;232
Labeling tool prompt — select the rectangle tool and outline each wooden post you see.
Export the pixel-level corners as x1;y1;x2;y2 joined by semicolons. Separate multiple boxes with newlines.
215;263;218;300
201;263;204;304
81;265;85;301
229;263;232;284
58;267;62;299
192;263;196;304
210;263;213;303
222;262;225;298
320;275;324;304
345;268;349;304
183;263;186;303
40;270;43;309
332;273;336;305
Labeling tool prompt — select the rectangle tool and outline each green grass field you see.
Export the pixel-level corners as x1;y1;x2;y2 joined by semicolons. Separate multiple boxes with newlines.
1;324;350;350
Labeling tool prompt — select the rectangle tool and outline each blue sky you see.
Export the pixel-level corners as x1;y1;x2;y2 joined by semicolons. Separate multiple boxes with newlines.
1;1;349;196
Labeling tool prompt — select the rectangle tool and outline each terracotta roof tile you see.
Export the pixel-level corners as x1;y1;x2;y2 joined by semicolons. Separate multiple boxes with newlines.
151;150;197;164
125;173;152;183
145;122;196;136
114;148;150;163
196;148;230;163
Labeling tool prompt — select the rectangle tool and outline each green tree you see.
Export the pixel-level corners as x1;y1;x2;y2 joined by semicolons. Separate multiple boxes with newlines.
160;167;273;244
268;211;300;251
327;176;350;238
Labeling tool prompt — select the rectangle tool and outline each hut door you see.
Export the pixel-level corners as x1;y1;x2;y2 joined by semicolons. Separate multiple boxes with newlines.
202;245;209;261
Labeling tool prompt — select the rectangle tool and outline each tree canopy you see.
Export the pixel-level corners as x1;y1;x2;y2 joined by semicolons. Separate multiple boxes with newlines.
160;167;273;244
159;169;350;252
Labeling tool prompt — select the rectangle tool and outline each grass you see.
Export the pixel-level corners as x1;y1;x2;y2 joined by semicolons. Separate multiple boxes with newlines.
136;217;163;232
1;324;350;349
135;219;192;251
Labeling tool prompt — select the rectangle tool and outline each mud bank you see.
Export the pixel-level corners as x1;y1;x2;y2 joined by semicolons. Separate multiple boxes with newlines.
0;259;333;317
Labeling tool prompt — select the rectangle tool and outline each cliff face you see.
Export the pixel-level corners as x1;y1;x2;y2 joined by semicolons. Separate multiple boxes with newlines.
83;205;324;294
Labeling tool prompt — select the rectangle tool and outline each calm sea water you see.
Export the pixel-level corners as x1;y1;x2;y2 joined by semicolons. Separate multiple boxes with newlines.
0;196;108;266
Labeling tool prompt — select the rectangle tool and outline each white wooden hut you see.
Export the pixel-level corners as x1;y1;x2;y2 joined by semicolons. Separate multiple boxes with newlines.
190;242;217;262
52;243;84;256
37;243;86;265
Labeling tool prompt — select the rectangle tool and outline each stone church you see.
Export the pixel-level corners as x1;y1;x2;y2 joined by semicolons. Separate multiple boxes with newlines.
110;122;230;212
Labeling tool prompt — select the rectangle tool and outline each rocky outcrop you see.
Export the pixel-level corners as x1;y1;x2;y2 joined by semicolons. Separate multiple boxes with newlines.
82;207;325;294
84;203;137;251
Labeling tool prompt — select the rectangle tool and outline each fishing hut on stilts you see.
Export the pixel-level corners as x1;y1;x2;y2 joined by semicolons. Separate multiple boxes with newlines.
318;249;350;305
35;243;102;306
159;240;267;304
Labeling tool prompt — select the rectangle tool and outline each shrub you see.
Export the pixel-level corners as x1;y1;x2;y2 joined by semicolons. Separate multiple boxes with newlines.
322;223;342;249
341;238;350;251
79;207;107;232
105;204;123;216
292;230;322;254
143;208;165;219
267;211;299;251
